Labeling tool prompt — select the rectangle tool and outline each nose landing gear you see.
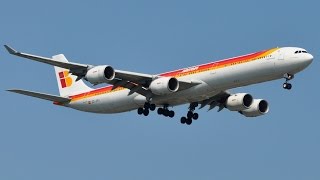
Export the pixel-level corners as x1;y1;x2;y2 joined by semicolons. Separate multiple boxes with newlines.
283;82;292;90
283;73;294;90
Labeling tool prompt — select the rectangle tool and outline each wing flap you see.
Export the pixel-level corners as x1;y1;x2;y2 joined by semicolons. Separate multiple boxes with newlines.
7;89;71;103
115;70;154;86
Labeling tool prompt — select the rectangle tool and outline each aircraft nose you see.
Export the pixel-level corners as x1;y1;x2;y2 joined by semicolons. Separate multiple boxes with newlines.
305;53;314;64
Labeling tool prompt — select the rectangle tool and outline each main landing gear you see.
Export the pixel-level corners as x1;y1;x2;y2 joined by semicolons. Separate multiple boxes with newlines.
283;73;294;90
137;102;175;118
138;102;202;125
180;102;199;125
157;104;175;118
137;102;156;116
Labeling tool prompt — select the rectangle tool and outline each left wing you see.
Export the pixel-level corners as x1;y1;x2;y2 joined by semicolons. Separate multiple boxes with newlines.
4;45;89;78
5;45;201;96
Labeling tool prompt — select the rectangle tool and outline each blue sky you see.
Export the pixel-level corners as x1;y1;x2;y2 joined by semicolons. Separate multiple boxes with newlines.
1;0;319;179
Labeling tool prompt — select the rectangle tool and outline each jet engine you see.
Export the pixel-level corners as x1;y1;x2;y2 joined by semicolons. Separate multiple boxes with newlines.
226;93;253;111
149;77;179;95
85;65;115;85
240;99;269;117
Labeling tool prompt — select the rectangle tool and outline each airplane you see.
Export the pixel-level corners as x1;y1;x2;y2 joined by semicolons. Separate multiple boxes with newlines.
4;45;313;125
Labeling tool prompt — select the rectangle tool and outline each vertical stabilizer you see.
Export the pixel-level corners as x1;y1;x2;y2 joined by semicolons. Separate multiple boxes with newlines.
53;54;92;97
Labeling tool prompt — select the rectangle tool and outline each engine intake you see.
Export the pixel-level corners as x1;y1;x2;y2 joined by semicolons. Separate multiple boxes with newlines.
240;99;269;117
149;77;179;95
226;93;253;111
85;65;115;85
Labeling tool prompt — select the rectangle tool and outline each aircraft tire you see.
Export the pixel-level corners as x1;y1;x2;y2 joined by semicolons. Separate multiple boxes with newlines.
144;103;150;109
157;108;163;115
143;109;149;116
193;113;199;120
180;117;186;124
137;108;144;115
186;118;192;125
150;104;156;111
187;111;193;119
287;83;292;90
169;111;175;118
163;110;169;117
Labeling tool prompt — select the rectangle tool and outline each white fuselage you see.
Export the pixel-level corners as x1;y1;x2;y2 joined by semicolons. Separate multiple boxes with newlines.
67;47;313;113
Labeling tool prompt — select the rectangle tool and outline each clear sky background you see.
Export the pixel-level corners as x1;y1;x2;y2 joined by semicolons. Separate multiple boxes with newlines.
1;0;319;179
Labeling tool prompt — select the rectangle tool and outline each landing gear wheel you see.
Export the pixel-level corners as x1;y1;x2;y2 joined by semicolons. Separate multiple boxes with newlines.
137;107;144;115
157;105;175;118
150;104;156;111
157;108;163;115
181;117;186;124
143;109;149;116
287;83;292;90
163;110;169;117
168;111;175;118
193;113;199;120
283;83;292;90
186;118;192;125
144;103;150;109
187;111;193;119
283;83;286;89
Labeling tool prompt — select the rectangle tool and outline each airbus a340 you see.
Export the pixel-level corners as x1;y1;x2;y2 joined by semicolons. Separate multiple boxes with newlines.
5;45;313;125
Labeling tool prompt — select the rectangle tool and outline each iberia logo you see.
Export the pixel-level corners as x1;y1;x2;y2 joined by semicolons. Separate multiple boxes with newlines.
59;71;73;88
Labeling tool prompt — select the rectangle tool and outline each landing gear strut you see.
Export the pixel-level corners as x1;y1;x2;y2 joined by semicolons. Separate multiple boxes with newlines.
157;104;175;118
181;102;199;125
283;73;294;90
137;102;156;116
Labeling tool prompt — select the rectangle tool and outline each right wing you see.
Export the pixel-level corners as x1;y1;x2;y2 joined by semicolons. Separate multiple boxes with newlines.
199;91;231;112
7;89;71;103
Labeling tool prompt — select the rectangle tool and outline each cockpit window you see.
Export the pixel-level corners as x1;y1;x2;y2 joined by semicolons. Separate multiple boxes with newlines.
295;50;308;54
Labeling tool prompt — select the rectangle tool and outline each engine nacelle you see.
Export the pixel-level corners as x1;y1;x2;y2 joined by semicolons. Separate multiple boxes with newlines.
85;65;115;85
149;77;179;95
226;93;253;111
240;99;269;117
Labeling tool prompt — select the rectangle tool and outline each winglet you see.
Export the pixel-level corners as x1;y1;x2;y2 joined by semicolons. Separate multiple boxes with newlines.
4;45;19;54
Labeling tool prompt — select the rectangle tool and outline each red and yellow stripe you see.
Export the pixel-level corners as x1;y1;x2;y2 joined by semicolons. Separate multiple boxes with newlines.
161;48;279;77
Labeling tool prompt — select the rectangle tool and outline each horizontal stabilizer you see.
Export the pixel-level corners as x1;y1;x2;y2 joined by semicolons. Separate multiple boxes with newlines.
7;89;71;103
